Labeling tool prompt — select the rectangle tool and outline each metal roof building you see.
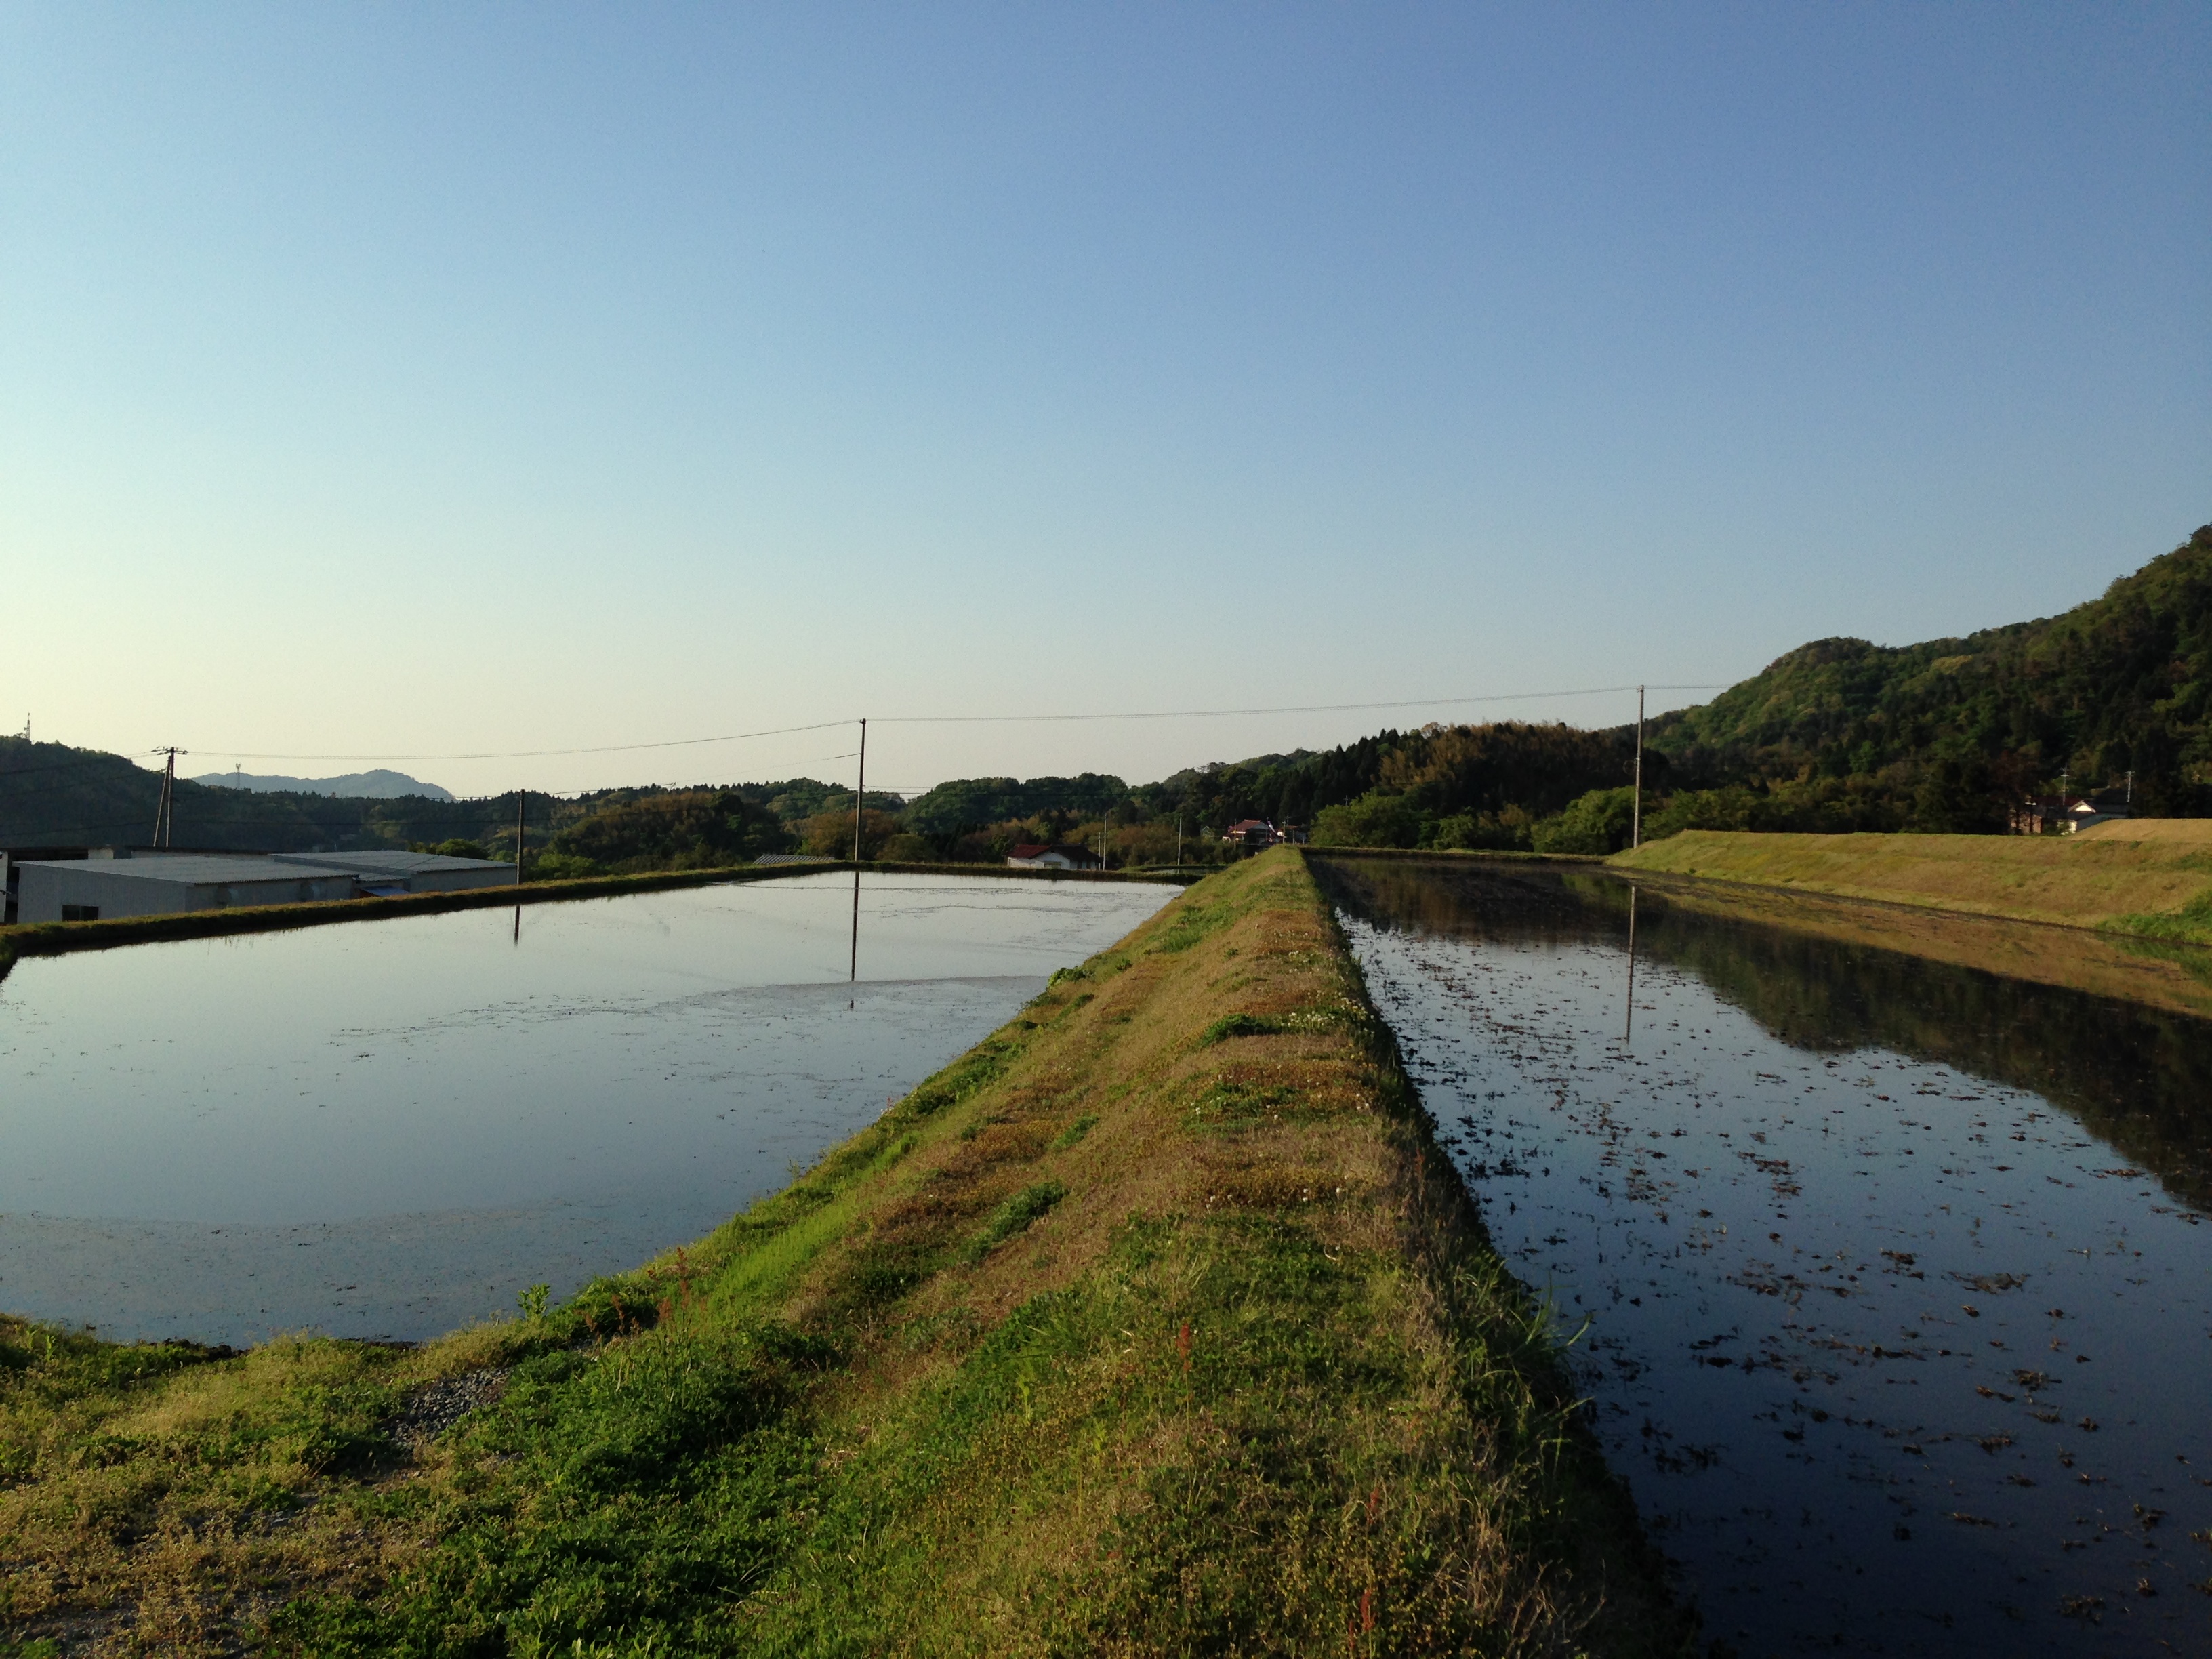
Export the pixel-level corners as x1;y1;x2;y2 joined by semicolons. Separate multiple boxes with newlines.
265;849;519;896
12;848;514;924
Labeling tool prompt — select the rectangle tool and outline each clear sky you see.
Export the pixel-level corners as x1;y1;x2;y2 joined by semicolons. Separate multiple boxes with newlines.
3;4;2205;800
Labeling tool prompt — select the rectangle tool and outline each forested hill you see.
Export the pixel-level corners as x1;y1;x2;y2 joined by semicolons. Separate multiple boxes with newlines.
0;741;532;852
1650;524;2212;813
0;745;875;859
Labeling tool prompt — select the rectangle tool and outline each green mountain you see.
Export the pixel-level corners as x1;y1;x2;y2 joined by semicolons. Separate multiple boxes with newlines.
1652;524;2212;815
189;767;455;800
0;741;534;853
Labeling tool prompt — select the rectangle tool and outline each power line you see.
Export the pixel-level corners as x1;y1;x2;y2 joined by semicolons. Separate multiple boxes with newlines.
874;685;1728;725
176;684;1727;766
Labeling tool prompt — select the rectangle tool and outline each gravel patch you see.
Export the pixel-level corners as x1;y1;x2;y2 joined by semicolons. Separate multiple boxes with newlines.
391;1366;510;1450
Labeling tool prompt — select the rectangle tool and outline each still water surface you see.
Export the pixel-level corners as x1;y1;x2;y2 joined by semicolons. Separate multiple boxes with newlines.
1319;858;2212;1659
0;874;1172;1346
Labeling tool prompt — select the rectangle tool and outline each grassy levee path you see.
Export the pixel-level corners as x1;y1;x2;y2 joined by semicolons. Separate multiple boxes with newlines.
1610;820;2212;945
0;848;1679;1658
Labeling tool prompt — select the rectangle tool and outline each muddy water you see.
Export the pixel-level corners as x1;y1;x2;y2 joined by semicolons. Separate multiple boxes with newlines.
1319;858;2212;1658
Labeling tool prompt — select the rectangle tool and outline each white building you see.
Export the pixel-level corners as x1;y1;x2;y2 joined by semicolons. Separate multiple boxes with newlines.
1005;843;1101;871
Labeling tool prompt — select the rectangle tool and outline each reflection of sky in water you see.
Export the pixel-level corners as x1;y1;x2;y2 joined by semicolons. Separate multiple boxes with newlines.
1332;872;2212;1659
0;874;1173;1344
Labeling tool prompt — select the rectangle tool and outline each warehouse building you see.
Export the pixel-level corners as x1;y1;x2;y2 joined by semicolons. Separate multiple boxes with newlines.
263;849;521;897
12;848;514;924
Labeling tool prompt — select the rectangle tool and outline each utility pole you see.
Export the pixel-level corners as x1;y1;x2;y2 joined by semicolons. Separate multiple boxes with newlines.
1631;687;1645;850
151;747;184;848
514;788;527;884
1175;811;1183;867
849;718;867;1002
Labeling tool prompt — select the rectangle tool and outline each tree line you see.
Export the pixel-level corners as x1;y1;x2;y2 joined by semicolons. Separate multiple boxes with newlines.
8;525;2205;873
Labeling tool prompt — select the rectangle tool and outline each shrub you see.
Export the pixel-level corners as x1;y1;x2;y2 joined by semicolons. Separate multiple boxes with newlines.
413;838;491;860
1530;787;1637;855
1310;791;1424;848
527;850;605;881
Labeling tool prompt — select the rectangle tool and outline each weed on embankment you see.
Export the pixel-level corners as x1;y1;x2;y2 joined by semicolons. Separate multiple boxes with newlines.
1;849;1684;1657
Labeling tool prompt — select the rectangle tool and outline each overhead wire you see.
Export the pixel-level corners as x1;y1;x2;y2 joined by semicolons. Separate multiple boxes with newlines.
9;682;1727;842
872;685;1729;726
189;718;853;764
176;685;1728;765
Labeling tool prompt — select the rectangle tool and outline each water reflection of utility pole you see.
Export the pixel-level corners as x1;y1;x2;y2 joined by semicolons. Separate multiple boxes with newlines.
1623;885;1639;1046
512;787;527;943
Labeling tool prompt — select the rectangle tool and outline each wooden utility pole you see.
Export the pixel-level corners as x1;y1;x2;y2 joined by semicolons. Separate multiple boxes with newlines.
1631;687;1645;850
152;747;184;848
514;789;527;884
849;718;867;1001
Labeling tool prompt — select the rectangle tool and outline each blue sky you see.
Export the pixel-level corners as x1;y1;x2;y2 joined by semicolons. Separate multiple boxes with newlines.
3;4;2204;798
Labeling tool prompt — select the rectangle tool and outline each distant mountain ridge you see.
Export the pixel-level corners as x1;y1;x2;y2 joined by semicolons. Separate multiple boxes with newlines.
190;768;455;801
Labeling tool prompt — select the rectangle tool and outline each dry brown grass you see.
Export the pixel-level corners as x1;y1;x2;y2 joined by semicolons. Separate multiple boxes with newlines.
1612;826;2212;938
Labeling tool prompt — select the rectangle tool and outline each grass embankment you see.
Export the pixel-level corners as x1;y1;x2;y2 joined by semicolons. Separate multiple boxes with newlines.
1611;821;2212;945
0;848;1676;1658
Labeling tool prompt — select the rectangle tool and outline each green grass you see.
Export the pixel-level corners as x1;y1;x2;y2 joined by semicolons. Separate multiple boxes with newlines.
959;1181;1068;1266
3;850;1683;1658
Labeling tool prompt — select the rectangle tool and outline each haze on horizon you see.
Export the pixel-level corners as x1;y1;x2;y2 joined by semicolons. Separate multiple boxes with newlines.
3;5;2204;800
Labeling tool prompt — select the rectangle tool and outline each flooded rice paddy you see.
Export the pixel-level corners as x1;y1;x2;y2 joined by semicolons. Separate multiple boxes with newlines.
0;873;1173;1347
1320;857;2212;1658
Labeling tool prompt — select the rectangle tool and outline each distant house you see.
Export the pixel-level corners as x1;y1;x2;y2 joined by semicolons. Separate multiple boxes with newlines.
1222;819;1278;851
1006;844;1102;871
14;847;514;924
2064;797;2131;834
2013;793;2135;836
